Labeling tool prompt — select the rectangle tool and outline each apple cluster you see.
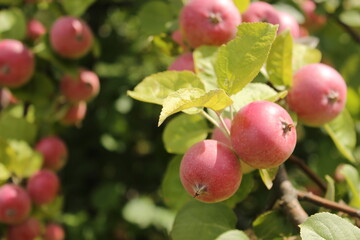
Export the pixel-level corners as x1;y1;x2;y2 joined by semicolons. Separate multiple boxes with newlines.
166;0;347;203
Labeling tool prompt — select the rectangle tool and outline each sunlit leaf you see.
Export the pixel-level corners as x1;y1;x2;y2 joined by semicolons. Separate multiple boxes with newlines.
233;0;250;13
215;230;249;240
0;8;26;40
193;46;218;91
62;0;96;17
259;167;279;190
292;43;321;72
340;164;360;208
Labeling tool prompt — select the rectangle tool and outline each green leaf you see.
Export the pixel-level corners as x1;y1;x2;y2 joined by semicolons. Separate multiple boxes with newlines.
292;43;322;72
224;174;254;208
0;8;26;40
163;114;208;154
339;10;360;27
138;1;173;36
323;109;356;163
266;31;293;86
340;164;360;208
171;201;237;240
215;23;277;95
215;230;249;240
34;196;64;220
159;88;233;126
161;156;191;210
300;212;360;240
127;71;204;105
0;113;37;144
91;182;126;212
324;175;335;201
253;210;296;240
7;140;42;178
0;163;11;182
62;0;96;17
259;167;279;190
193;46;219;91
233;0;250;13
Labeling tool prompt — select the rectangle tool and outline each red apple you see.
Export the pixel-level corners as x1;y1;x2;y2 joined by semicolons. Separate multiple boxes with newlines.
0;39;35;88
61;101;87;126
35;136;68;171
50;16;93;59
231;101;297;169
43;223;65;240
26;19;46;41
180;139;242;203
180;0;241;48
168;53;194;72
6;218;41;240
27;170;60;205
287;63;347;126
0;184;31;224
277;11;300;38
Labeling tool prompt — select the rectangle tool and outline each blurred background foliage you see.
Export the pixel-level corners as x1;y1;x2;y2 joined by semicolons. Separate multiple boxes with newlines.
1;0;360;239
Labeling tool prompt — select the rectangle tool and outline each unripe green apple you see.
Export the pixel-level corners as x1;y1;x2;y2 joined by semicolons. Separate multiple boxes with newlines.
6;218;41;240
168;53;194;72
180;0;241;48
231;101;297;169
287;63;347;126
35;136;68;171
180;139;242;203
27;170;60;205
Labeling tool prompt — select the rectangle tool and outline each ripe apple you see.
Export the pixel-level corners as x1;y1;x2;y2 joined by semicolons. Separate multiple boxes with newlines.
43;223;65;240
50;16;93;59
60;69;100;103
180;0;241;48
287;63;347;126
171;29;188;51
168;53;194;72
180;139;242;203
277;11;300;38
0;88;17;109
35;136;68;171
0;184;31;224
27;170;60;205
26;19;46;41
0;39;35;88
301;0;326;30
231;101;297;169
6;218;41;240
61;101;87;126
242;2;280;24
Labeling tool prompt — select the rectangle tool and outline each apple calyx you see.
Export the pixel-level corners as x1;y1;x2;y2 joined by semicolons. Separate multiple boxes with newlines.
209;12;223;24
0;65;10;75
193;183;207;198
281;121;294;136
326;90;339;104
5;209;16;217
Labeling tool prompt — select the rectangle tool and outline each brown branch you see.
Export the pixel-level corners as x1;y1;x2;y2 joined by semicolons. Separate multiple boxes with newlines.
297;191;360;218
288;155;327;192
274;165;309;226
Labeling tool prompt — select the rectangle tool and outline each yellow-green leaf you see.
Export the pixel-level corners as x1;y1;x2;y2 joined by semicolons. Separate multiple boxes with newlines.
193;46;218;91
292;43;321;72
259;167;279;190
233;0;250;13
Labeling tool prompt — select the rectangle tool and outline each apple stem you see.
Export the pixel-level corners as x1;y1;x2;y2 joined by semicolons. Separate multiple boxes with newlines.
193;184;207;198
216;111;231;139
200;110;220;128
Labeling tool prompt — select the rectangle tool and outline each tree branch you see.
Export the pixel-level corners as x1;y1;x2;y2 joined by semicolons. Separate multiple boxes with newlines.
288;155;327;192
297;191;360;218
274;165;309;226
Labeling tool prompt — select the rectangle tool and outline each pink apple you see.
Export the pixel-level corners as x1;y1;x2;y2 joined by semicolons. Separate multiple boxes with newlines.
168;53;194;72
0;39;35;88
180;139;242;203
180;0;241;48
50;16;93;59
6;218;41;240
231;101;297;169
242;2;280;24
27;170;60;205
60;69;100;103
26;19;46;41
287;63;347;126
277;11;300;38
43;223;65;240
35;136;68;171
0;184;31;224
0;88;17;109
301;0;326;30
171;29;188;51
61;101;87;126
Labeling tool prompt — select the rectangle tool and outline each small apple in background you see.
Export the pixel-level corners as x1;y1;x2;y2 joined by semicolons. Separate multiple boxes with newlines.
168;52;194;72
50;16;93;59
287;63;347;127
61;101;87;126
301;0;326;30
35;136;68;171
60;69;100;103
27;170;60;205
277;11;300;38
231;101;297;169
6;218;41;240
171;29;188;51
0;88;17;109
242;1;280;24
26;19;46;41
0;184;31;224
180;139;242;203
180;0;241;48
43;223;65;240
0;39;35;88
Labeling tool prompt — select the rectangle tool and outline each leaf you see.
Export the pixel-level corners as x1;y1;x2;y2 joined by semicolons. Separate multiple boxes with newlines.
34;196;64;221
161;156;192;210
163;114;208;154
233;0;250;13
215;23;277;95
0;163;11;182
300;212;360;240
323;109;356;163
259;167;279;190
340;164;360;208
339;10;360;27
253;210;296;240
223;174;254;208
193;46;219;91
324;175;335;201
292;43;322;72
138;1;173;36
0;8;26;40
171;201;237;240
158;88;233;126
127;71;204;105
266;31;293;86
91;182;126;212
215;230;249;240
0;113;37;144
62;0;96;17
